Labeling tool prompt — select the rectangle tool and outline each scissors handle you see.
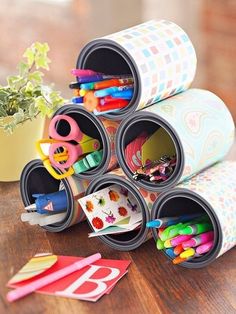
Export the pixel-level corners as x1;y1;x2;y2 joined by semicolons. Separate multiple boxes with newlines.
49;115;92;143
49;139;100;170
43;159;75;180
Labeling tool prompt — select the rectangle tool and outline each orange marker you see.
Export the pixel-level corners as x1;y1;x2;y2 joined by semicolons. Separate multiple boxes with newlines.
73;89;81;96
172;256;188;265
173;244;184;255
94;78;133;90
83;91;100;112
96;100;128;112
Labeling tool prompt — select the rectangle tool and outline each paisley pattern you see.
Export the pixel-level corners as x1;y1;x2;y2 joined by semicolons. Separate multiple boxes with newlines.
178;161;236;257
102;20;197;110
143;89;235;183
109;168;158;212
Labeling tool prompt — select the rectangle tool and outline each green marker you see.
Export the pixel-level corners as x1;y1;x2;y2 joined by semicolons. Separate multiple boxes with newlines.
156;238;165;250
160;224;178;241
179;222;213;235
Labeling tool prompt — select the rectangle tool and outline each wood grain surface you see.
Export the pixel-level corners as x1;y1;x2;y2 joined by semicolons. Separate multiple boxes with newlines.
0;145;236;314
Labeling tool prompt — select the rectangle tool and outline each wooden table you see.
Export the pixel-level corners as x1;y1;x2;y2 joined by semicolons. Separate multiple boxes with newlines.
1;145;236;314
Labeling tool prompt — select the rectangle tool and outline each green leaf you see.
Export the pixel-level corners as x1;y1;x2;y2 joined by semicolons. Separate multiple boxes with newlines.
17;61;29;76
28;71;43;84
35;55;50;70
23;47;35;67
35;42;50;54
13;108;25;123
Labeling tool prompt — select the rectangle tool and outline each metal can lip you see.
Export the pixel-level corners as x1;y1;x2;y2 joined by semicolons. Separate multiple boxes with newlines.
151;188;222;268
86;174;150;251
115;111;185;192
52;105;112;180
76;39;141;121
20;159;75;232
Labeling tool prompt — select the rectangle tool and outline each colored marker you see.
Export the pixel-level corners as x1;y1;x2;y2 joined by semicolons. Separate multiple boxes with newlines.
173;244;184;255
79;89;88;96
182;231;214;249
180;248;195;259
196;240;214;254
111;89;134;99
165;248;177;259
69;82;81;89
170;235;193;247
95;85;133;98
77;75;106;83
94;78;133;90
156;238;165;250
71;96;83;104
73;89;80;96
146;213;202;228
83;91;100;112
96;100;128;112
159;224;178;241
71;69;101;76
25;190;67;214
164;239;173;248
179;222;213;235
7;253;101;302
80;82;96;90
172;256;193;265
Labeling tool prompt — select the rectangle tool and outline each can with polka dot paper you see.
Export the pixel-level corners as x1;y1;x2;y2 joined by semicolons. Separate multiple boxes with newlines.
76;20;196;120
116;89;235;192
151;161;236;268
20;159;89;232
85;168;158;250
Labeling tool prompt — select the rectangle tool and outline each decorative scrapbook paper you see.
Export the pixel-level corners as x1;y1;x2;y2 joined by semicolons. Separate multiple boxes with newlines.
142;89;235;183
141;128;176;166
101;20;196;110
178;161;236;258
78;184;141;231
8;255;131;302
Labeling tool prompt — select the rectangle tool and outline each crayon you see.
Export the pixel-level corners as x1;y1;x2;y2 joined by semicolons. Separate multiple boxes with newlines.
196;240;214;254
170;235;193;247
179;222;213;235
182;231;214;249
96;100;129;112
180;248;195;259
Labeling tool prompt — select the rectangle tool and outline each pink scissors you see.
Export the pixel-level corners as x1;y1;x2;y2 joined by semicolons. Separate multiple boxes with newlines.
48;115;100;170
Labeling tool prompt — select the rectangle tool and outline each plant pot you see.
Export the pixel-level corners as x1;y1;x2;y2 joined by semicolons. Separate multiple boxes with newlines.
0;115;45;182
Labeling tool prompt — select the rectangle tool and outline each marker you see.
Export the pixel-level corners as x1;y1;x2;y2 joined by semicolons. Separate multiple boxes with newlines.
77;75;106;83
179;222;213;235
80;82;95;90
69;82;81;89
180;248;195;259
95;85;133;98
159;224;178;241
164;239;173;248
196;240;214;254
182;231;214;249
6;253;102;302
146;213;203;228
73;89;81;96
83;91;100;112
94;78;133;90
71;69;101;76
172;256;193;265
79;89;88;96
25;190;67;214
165;248;177;259
156;238;165;250
170;235;193;247
71;96;83;104
111;89;134;99
96;100;129;112
93;109;120;116
173;244;184;255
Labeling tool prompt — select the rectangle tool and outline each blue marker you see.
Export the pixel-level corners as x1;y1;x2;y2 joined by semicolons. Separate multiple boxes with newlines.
95;86;133;98
71;96;83;104
146;213;202;228
111;89;133;99
25;190;67;214
165;248;177;259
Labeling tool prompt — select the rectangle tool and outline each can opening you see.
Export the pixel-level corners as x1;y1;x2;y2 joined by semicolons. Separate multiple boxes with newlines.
117;115;183;191
54;107;111;179
151;191;221;268
86;176;150;251
77;42;140;119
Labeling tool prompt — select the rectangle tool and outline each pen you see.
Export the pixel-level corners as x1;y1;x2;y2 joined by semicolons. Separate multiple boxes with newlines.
7;253;102;302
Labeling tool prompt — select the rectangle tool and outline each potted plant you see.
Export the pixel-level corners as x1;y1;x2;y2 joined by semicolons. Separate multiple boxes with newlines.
0;42;66;181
